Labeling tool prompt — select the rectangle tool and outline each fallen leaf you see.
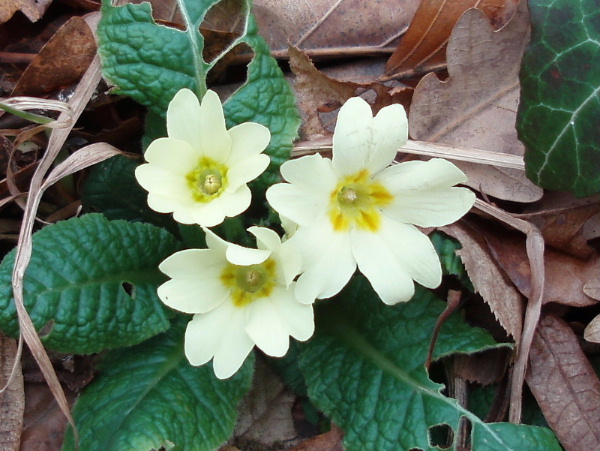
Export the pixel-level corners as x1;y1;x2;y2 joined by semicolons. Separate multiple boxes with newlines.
234;360;298;446
516;195;600;259
0;332;24;451
526;315;600;451
483;227;599;307
385;0;519;78
409;1;543;202
584;315;600;344
12;16;97;96
442;222;524;341
584;279;600;302
289;425;344;451
0;0;53;24
289;46;412;140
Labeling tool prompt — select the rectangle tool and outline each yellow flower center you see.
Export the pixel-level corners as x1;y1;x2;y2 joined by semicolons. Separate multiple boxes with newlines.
186;157;228;202
220;259;276;307
329;169;393;232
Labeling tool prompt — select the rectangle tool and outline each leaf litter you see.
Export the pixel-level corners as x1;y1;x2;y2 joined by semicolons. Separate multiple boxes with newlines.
0;0;598;450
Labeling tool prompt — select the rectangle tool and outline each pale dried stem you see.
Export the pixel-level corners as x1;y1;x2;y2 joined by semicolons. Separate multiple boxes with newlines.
473;199;545;423
294;138;526;170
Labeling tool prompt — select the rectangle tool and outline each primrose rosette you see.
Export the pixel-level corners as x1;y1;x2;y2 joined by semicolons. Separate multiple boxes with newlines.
267;97;476;305
157;227;314;379
135;88;271;227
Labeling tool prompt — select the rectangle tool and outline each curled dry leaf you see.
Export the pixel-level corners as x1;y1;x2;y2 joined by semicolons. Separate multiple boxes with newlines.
483;227;600;308
289;46;412;140
12;16;97;96
441;222;524;341
409;1;543;202
584;315;600;344
527;315;600;451
385;0;519;78
1;332;24;451
0;0;52;24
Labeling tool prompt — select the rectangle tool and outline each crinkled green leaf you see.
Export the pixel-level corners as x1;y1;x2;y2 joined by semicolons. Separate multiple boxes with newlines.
62;320;254;451
299;276;560;451
81;155;178;234
98;1;300;189
223;16;301;190
0;214;181;353
517;0;600;196
430;231;473;291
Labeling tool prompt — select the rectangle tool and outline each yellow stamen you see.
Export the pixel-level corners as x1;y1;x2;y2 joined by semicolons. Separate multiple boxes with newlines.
186;157;228;202
221;259;276;307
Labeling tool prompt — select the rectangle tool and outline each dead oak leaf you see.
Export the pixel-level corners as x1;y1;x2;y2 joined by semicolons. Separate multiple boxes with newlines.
0;0;53;24
527;315;600;451
409;1;542;203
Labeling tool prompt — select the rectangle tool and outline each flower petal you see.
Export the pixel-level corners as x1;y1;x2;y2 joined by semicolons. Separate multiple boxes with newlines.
144;137;199;173
291;223;356;303
279;154;337;192
157;277;228;314
384;186;475;227
226;243;270;266
159;248;225;278
365;103;408;174
245;296;291;357
273;239;302;287
332;97;373;176
266;182;329;227
166;89;204;150
248;226;281;252
376;158;468;193
351;217;442;304
272;288;315;341
226;154;270;190
198;90;232;161
227;122;271;163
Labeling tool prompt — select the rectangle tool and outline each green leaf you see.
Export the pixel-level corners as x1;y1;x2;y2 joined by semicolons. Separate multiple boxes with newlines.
223;16;301;190
0;214;181;353
430;231;473;291
517;0;600;196
81;155;179;234
299;276;560;451
62;320;254;451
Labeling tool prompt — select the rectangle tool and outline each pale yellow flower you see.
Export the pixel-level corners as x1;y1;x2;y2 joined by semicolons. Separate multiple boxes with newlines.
135;89;271;227
267;97;475;305
157;227;313;379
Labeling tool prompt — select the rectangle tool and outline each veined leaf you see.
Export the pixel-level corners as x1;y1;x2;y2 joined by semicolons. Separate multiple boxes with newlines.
62;320;254;451
518;0;600;196
299;276;561;451
0;214;181;353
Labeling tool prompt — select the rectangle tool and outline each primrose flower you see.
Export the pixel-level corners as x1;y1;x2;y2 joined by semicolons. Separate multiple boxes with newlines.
135;89;271;227
157;227;313;379
266;97;475;305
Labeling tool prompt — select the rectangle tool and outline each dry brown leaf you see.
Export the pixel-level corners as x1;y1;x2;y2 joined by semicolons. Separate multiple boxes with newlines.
584;315;600;344
234;360;297;446
527;315;600;451
0;332;24;451
385;0;519;78
253;0;420;56
12;17;97;96
441;222;524;341
289;46;412;140
409;1;543;203
0;0;53;24
483;228;599;308
584;279;600;301
289;425;344;451
516;196;600;259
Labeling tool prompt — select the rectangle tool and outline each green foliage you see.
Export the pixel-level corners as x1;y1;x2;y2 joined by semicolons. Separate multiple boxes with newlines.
518;0;600;196
81;155;178;234
62;320;254;451
0;214;181;353
98;0;300;190
299;276;561;451
430;231;473;291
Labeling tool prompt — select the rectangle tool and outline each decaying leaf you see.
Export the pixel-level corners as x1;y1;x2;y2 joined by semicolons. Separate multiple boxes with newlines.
12;17;97;96
442;222;524;341
409;1;542;202
289;425;344;451
527;315;600;451
584;314;600;344
0;332;24;451
483;228;600;307
385;0;519;78
0;0;53;24
289;46;412;140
